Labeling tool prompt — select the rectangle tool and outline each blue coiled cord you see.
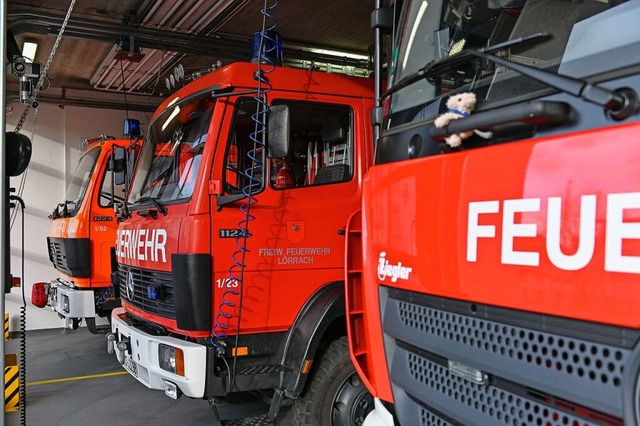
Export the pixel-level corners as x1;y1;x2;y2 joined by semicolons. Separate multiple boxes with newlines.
96;285;115;305
211;0;279;372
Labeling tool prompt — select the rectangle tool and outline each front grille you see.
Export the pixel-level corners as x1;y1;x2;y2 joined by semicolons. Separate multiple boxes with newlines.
420;407;454;426
400;351;604;426
117;264;175;319
396;300;626;389
382;287;637;425
48;239;64;268
47;237;90;278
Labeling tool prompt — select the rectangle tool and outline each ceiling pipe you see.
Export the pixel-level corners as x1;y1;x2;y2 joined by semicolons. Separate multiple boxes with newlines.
155;1;183;28
169;0;205;32
7;11;370;69
189;1;230;34
200;0;253;33
139;0;163;25
5;93;157;112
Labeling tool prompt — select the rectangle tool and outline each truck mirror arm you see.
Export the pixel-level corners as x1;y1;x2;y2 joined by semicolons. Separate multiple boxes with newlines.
216;193;246;210
115;202;132;221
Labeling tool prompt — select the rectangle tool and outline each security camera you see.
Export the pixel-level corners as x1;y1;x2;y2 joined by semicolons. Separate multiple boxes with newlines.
12;57;26;75
9;56;41;105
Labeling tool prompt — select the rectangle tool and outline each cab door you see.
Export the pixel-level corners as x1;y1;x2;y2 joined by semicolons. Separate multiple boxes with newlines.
210;93;369;333
89;144;127;288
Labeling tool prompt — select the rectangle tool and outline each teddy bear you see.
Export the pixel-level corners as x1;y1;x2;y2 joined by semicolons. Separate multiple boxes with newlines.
434;92;477;148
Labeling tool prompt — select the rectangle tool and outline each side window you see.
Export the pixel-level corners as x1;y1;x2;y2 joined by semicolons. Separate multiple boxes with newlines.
269;101;353;190
224;98;265;194
98;167;126;207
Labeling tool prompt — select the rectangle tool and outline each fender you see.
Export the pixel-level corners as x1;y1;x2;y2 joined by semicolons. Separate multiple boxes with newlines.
278;281;346;398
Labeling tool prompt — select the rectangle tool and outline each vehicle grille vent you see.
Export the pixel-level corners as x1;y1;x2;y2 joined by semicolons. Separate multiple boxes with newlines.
117;264;175;319
397;301;626;388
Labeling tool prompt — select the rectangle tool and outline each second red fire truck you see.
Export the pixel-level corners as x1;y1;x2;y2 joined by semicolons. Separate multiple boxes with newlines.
35;134;139;333
347;1;640;425
107;62;376;423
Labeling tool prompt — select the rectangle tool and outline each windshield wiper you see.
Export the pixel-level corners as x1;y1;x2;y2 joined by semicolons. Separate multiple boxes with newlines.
382;33;551;99
135;196;168;218
469;49;638;120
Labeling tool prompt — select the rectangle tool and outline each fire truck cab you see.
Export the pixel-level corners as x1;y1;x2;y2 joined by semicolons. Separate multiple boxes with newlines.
347;1;640;425
107;62;375;424
37;135;139;333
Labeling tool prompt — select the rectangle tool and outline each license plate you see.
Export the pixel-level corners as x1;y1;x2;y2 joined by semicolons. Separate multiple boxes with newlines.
123;355;138;377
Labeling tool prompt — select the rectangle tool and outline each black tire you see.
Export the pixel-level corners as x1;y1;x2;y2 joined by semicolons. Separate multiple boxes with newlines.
292;337;373;426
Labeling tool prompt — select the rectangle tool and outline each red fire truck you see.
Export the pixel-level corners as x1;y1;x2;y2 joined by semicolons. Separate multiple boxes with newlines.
106;62;375;423
346;1;640;425
34;134;139;333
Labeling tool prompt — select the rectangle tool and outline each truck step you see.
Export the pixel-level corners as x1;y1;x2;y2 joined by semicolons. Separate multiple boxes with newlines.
222;414;273;425
211;395;277;425
235;365;283;375
93;325;111;334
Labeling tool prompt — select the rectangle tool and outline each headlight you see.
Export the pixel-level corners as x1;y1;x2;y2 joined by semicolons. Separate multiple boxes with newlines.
158;344;184;376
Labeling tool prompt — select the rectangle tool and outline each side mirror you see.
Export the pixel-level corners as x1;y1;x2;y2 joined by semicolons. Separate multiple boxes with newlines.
267;105;290;158
111;146;126;185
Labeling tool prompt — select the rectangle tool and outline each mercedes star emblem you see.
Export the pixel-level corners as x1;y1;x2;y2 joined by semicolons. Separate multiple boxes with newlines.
126;271;135;301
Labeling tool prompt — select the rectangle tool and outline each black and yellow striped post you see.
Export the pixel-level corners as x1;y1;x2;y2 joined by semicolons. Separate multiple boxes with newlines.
4;353;20;412
4;313;8;341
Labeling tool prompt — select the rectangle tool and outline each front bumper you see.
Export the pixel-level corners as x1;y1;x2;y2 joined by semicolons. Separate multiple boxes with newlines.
46;279;96;319
109;307;207;398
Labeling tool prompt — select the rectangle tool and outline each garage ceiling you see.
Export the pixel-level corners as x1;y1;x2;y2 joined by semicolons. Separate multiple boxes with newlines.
6;0;374;111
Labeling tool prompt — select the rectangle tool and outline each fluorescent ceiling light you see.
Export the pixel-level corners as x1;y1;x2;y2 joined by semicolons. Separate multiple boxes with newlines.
22;41;38;63
306;47;368;61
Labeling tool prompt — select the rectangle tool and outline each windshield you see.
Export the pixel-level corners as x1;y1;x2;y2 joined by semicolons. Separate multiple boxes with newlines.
128;92;214;204
64;147;101;215
388;0;613;124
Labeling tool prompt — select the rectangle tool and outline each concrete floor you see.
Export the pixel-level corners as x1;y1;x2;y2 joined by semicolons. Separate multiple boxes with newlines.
3;328;292;425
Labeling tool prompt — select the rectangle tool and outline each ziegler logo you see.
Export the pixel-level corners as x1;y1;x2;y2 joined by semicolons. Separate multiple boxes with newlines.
126;271;135;301
377;252;413;283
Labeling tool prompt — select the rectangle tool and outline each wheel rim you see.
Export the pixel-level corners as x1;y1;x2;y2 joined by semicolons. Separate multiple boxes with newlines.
331;372;373;426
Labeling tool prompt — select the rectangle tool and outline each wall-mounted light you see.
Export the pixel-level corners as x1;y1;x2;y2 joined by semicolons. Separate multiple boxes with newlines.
22;40;38;63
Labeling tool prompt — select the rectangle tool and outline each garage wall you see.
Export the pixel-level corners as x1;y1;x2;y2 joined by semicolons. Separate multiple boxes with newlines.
5;102;148;331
